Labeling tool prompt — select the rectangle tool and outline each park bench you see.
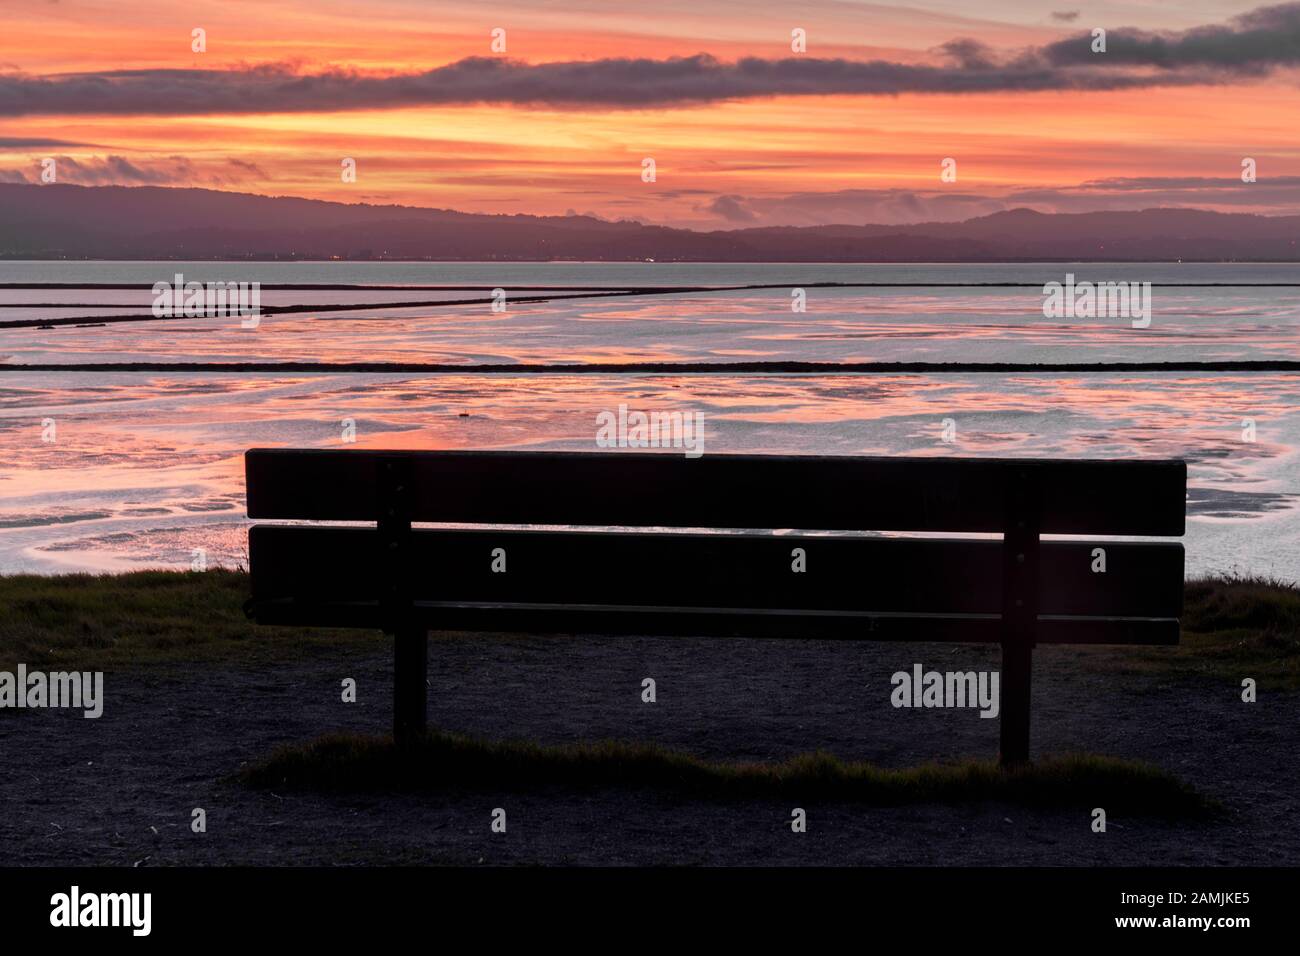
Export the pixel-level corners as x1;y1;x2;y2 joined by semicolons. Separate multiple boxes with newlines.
243;449;1185;765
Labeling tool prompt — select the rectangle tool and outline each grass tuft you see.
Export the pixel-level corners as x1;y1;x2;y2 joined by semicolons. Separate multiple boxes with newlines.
1184;571;1300;633
239;729;1218;818
1100;572;1300;689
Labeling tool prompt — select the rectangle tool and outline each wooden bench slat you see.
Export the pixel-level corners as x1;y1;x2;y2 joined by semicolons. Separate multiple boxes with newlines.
245;449;1187;535
248;526;1183;624
246;596;1178;645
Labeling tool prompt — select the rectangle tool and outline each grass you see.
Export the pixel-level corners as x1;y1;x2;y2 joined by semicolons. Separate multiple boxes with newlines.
1078;572;1300;689
0;569;1297;686
0;568;375;671
239;729;1219;818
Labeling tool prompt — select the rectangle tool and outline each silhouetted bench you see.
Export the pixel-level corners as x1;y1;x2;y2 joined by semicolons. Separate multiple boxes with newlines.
243;449;1185;764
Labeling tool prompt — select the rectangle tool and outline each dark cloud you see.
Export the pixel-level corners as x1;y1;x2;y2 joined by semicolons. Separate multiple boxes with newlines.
680;188;1008;228
0;154;266;186
936;39;1000;70
1051;11;1080;23
225;158;270;178
1;4;1298;115
45;155;193;185
1041;2;1300;69
0;136;92;147
0;54;1206;117
1072;174;1300;191
1005;175;1300;212
703;194;758;222
689;176;1300;228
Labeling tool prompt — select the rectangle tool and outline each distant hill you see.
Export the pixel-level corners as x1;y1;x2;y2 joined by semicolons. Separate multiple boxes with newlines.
3;183;1299;261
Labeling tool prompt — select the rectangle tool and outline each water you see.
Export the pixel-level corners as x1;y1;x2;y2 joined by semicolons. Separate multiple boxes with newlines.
1;261;1297;578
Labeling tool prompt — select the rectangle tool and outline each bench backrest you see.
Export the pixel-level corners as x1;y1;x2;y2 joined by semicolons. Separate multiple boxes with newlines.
245;449;1185;644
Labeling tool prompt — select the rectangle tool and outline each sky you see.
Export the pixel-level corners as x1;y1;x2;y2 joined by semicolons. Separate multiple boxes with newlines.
2;0;1300;227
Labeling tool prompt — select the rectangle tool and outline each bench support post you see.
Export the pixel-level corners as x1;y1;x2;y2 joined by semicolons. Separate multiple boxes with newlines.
393;625;428;747
379;455;425;747
1000;468;1040;767
999;640;1032;766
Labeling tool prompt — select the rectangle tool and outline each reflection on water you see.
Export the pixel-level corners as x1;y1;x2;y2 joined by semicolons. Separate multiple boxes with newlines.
3;262;1297;577
2;286;1299;366
1;371;1296;578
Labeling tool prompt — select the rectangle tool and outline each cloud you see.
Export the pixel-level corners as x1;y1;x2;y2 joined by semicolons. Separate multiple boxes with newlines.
936;39;1001;70
0;154;267;186
1040;2;1300;69
689;176;1300;227
703;194;758;222
1066;174;1300;191
1007;174;1300;212
0;136;93;148
692;188;1008;227
0;55;1205;116
1051;11;1080;23
2;4;1299;115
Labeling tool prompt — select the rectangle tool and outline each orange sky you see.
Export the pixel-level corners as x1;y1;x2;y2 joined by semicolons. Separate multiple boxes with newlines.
3;0;1299;226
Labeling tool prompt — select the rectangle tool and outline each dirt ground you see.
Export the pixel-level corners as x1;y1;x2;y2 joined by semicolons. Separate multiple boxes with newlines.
1;633;1295;866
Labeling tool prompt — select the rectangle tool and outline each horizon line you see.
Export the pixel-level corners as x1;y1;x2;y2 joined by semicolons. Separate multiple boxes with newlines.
5;360;1297;374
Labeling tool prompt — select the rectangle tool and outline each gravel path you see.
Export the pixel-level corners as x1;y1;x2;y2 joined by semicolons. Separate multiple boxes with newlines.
1;634;1295;866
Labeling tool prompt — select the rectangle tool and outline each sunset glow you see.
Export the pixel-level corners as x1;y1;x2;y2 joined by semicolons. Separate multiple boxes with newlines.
5;0;1300;225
